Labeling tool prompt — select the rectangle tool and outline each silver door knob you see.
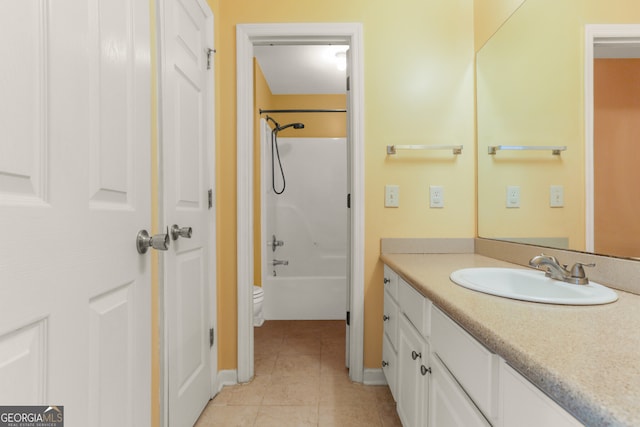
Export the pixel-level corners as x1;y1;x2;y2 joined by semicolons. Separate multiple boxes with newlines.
136;228;170;254
171;224;192;240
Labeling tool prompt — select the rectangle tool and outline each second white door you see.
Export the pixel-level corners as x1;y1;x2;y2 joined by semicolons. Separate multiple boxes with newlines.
160;0;216;425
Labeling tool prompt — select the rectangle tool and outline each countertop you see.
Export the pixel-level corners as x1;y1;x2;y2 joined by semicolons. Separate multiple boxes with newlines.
380;253;640;427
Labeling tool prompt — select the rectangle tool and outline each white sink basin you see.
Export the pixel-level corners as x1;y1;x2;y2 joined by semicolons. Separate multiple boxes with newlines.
450;268;618;305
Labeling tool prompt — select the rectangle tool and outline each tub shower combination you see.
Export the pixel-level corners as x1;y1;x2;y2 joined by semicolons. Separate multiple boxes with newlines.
260;117;347;320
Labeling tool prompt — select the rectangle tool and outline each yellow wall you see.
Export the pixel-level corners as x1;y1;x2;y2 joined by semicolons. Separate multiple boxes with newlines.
217;0;476;371
253;61;347;286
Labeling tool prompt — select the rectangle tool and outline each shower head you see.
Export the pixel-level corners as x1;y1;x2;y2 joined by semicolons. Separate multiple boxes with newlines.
275;122;305;132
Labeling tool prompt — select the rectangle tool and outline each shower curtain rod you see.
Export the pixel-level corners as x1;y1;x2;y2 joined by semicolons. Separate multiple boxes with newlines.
260;108;347;114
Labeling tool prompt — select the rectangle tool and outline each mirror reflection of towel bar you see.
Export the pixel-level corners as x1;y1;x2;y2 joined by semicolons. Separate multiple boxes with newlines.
488;145;567;155
387;144;463;155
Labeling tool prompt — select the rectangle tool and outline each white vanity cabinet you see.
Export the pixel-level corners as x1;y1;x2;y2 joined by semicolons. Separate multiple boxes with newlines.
382;263;584;427
382;265;400;400
429;354;491;427
499;361;583;427
397;313;430;427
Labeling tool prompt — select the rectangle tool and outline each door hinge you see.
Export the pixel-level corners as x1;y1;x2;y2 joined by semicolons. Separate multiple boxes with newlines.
346;76;350;91
347;193;351;209
206;48;216;70
209;328;214;348
346;311;350;326
208;189;213;209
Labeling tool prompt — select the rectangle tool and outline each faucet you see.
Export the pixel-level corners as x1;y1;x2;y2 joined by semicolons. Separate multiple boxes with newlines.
272;259;289;266
528;253;595;285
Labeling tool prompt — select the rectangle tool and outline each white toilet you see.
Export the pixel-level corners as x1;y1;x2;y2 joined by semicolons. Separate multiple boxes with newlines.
253;285;265;327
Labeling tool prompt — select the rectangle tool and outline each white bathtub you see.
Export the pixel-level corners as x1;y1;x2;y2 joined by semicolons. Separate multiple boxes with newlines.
263;274;347;320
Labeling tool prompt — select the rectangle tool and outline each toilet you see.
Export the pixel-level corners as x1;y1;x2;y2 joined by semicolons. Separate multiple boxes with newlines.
253;285;264;327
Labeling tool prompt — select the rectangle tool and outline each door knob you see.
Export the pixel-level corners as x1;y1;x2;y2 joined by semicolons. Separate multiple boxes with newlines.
136;228;170;254
171;224;192;240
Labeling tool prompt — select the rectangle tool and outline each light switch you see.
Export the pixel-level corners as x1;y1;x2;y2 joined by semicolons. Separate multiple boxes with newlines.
385;185;399;208
550;185;564;207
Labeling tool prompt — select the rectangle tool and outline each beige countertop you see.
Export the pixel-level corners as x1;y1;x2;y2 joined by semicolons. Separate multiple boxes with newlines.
380;253;640;427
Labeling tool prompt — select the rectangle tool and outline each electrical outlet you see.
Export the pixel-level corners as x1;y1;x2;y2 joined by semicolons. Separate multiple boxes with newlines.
385;185;399;208
430;185;444;208
506;186;520;208
550;185;564;207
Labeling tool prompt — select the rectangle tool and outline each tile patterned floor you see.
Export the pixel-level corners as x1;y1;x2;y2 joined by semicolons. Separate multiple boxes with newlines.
195;320;401;427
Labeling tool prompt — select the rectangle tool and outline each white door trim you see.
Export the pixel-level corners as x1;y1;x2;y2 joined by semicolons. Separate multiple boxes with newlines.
236;22;365;383
584;24;640;251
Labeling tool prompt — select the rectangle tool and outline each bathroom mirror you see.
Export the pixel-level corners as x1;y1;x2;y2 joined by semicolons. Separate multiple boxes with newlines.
476;0;640;259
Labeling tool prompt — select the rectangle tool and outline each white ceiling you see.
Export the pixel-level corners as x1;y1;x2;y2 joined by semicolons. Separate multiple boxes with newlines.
253;44;348;95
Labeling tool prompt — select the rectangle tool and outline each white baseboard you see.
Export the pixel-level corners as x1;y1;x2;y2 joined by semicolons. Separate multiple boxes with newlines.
363;368;387;386
213;369;238;396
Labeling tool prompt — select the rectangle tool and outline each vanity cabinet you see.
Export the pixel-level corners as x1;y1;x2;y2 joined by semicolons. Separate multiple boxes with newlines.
382;264;584;427
397;313;430;427
499;361;583;427
429;354;491;427
382;266;400;399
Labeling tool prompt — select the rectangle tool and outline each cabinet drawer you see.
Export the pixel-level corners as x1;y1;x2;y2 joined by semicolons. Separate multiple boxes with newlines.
398;278;431;337
431;307;498;420
383;265;399;301
383;290;399;350
382;334;398;402
500;361;582;427
430;354;491;427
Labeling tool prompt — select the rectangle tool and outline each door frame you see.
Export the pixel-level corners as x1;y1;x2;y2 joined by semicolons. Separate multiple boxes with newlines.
584;24;640;251
156;0;217;425
236;22;365;383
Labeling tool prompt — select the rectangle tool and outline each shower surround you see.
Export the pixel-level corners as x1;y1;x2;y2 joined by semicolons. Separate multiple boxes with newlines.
261;134;348;320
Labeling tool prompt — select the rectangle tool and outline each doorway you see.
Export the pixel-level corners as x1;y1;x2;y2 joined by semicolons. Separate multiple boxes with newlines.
236;23;365;384
585;24;640;256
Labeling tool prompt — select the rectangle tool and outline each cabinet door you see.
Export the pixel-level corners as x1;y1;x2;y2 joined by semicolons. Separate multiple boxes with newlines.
500;361;583;427
382;334;398;401
384;289;399;349
397;314;429;427
430;355;491;427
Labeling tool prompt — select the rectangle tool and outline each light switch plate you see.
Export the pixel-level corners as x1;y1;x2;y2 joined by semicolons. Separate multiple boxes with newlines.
550;185;564;207
385;185;399;208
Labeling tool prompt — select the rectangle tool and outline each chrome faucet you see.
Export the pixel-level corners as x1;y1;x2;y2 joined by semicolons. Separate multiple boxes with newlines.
528;253;595;285
272;259;289;266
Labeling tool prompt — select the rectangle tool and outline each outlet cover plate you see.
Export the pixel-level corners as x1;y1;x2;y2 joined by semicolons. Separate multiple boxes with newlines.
430;185;444;208
506;185;520;208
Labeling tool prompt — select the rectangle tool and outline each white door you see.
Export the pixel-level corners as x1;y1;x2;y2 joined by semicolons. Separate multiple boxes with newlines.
0;0;151;426
159;0;215;425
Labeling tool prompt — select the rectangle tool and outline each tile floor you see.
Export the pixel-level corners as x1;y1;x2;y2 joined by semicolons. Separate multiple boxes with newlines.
195;320;402;427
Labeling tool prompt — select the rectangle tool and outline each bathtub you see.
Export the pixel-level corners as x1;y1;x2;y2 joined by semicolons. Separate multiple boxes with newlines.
263;273;347;320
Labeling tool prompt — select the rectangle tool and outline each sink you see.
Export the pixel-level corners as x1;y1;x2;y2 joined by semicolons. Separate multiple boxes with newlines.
450;268;618;305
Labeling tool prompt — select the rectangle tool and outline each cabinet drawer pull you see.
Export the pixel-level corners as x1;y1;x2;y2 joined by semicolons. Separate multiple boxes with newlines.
411;350;421;360
382;360;389;368
383;315;390;321
420;365;431;376
384;277;391;284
